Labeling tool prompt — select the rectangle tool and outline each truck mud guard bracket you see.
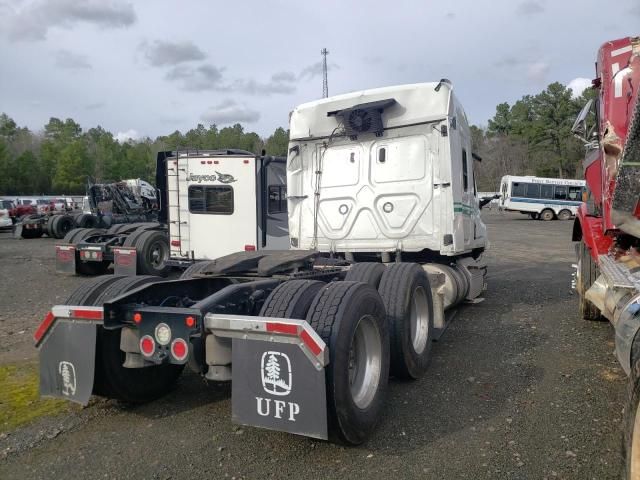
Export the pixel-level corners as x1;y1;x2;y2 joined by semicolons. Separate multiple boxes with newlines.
205;313;329;440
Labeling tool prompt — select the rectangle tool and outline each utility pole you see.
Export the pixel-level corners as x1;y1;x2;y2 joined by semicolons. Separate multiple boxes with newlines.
321;48;329;98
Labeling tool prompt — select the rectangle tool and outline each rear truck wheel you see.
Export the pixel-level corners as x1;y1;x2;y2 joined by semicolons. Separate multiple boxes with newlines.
129;230;170;276
344;262;387;288
529;212;540;220
107;223;129;235
61;227;84;244
93;275;179;402
66;275;181;403
46;215;56;237
76;213;98;228
180;261;212;279
65;275;127;305
378;262;434;379
306;281;389;445
576;241;602;321
259;280;325;319
623;358;640;480
52;215;75;239
558;209;572;221
540;209;555;221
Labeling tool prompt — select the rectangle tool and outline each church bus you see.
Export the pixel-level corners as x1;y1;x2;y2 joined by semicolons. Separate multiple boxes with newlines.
499;175;586;221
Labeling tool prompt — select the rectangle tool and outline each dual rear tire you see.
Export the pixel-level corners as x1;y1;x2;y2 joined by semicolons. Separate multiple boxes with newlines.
258;263;434;444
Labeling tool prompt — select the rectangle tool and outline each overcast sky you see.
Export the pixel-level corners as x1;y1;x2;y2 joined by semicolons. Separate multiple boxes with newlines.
0;0;638;141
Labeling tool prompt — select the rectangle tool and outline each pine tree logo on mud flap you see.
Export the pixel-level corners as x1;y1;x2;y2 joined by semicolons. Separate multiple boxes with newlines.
261;351;292;396
58;361;76;397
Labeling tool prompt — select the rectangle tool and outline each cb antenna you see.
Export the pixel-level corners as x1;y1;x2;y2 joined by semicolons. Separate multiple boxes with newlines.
321;48;329;98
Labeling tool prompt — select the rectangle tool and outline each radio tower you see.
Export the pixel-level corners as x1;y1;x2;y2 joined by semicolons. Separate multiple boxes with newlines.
321;48;329;98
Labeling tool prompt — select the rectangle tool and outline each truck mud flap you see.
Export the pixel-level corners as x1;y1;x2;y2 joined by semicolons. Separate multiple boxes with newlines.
206;314;328;440
35;307;103;405
113;247;137;276
55;245;76;274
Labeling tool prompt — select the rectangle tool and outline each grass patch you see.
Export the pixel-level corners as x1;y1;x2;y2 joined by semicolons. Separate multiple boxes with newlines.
0;362;70;433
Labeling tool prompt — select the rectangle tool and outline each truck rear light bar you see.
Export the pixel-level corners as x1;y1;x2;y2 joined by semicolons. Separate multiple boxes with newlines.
34;306;104;345
204;313;328;370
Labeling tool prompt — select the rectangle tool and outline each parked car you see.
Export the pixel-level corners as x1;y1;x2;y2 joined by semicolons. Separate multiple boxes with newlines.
0;200;14;229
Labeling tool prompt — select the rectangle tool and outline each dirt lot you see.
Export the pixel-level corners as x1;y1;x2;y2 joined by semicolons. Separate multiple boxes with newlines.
0;212;628;479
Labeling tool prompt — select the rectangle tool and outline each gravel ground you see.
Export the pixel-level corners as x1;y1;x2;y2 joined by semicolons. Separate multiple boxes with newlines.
0;212;628;479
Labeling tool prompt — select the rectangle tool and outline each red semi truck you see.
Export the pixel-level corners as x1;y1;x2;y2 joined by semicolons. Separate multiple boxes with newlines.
572;36;640;477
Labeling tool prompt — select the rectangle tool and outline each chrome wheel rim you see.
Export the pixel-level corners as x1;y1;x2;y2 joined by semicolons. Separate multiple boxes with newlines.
410;286;430;354
348;315;382;409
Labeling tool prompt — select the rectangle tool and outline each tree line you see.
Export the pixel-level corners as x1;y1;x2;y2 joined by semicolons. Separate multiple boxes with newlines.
0;80;592;195
0;114;289;195
472;81;595;191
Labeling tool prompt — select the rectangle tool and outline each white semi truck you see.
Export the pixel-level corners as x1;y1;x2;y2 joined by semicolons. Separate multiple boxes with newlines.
36;81;488;444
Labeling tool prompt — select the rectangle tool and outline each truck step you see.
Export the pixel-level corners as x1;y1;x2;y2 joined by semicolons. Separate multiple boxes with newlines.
598;254;640;289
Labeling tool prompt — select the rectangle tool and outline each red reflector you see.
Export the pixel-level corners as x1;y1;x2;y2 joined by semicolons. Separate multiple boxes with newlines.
71;309;103;320
300;329;322;356
243;159;249;164
34;311;55;344
266;322;298;335
214;160;219;164
207;160;212;164
200;160;205;164
171;240;181;247
133;312;142;324
185;316;196;328
140;335;155;356
171;338;188;361
244;244;256;251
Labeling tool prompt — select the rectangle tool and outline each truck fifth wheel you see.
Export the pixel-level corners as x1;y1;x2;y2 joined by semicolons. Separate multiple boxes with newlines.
35;81;489;444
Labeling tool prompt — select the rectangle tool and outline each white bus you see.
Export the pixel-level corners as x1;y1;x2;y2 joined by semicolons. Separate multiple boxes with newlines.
499;175;585;221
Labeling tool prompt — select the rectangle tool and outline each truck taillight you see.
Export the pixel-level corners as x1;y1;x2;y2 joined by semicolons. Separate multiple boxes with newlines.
139;335;155;357
244;245;256;251
171;338;188;361
171;240;181;247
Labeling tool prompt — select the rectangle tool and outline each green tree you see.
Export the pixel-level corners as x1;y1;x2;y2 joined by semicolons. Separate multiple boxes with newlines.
264;127;289;156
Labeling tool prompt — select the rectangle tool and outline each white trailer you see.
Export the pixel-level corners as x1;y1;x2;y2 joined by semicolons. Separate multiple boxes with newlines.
160;150;289;265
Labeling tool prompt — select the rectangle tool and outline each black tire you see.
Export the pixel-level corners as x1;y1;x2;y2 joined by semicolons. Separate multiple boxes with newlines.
558;209;572;221
52;215;75;239
77;213;98;228
180;261;212;279
65;274;181;403
623;357;640;480
131;230;170;276
46;215;56;237
307;281;389;445
92;275;163;306
540;209;555;221
61;227;85;245
378;263;434;380
65;275;126;305
345;262;386;288
107;223;129;235
91;275;180;402
529;213;539;220
576;241;601;321
259;280;325;319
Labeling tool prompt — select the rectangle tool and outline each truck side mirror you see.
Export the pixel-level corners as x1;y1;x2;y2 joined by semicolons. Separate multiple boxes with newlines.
571;99;594;141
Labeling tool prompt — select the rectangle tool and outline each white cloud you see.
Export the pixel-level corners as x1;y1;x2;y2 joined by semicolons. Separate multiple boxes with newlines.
567;77;592;98
527;61;550;83
54;49;91;70
140;40;206;67
6;0;136;41
201;100;260;125
115;129;141;143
